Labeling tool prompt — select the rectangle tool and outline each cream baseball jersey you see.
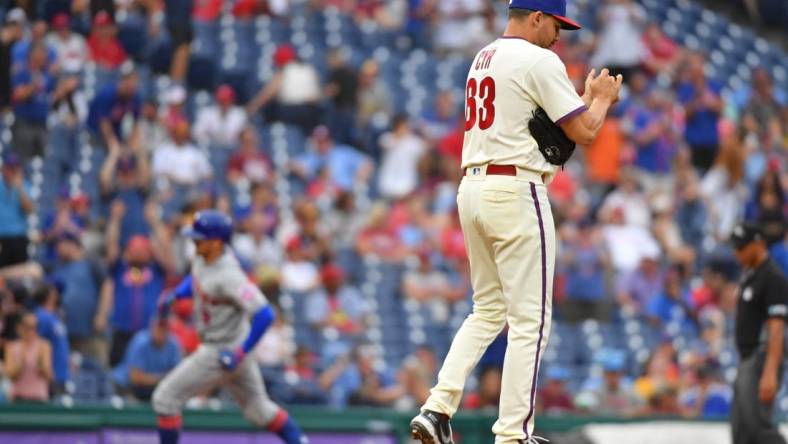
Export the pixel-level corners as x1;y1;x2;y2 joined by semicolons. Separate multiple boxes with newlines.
461;37;587;175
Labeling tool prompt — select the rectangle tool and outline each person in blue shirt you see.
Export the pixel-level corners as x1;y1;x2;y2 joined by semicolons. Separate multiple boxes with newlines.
10;42;54;163
676;53;724;173
86;64;141;147
0;151;33;268
114;317;181;401
320;344;403;408
105;197;174;366
10;19;58;72
99;139;152;247
291;125;373;192
33;281;71;392
51;231;112;367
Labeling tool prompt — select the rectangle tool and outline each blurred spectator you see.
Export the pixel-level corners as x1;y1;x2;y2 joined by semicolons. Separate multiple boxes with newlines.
4;310;52;402
397;346;437;409
233;211;282;269
292;125;373;192
87;11;128;70
403;251;453;324
645;265;695;332
280;237;319;293
617;252;665;314
584;117;625;196
404;0;436;49
11;18;57;72
644;386;681;416
105;200;173;366
538;367;575;414
675;173;707;263
33;282;71;390
0;10;27;109
193;85;248;148
10;42;56;162
418;90;459;143
462;366;501;412
47;13;87;74
651;193;695;268
741;68;784;152
226;127;273;186
590;0;646;81
770;232;788;276
356;203;407;262
152;120;213;187
679;363;732;418
116;317;181;401
0;283;28;349
580;350;643;416
433;0;491;56
41;188;89;251
601;206;661;273
305;264;368;337
324;49;358;145
699;132;748;243
622;86;678;179
319;344;403;407
138;99;169;150
281;345;327;405
633;342;681;403
599;170;651;228
247;44;323;135
747;168;785;246
377;114;427;200
323;191;367;253
161;85;188;131
51;231;111;367
677;52;724;173
640;22;681;76
161;0;194;82
559;219;611;323
86;64;141;147
0;152;33;268
288;200;332;263
99;138;151;245
356;59;392;132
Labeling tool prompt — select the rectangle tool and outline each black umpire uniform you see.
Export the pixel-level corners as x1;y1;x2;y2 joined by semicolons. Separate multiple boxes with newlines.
730;223;788;444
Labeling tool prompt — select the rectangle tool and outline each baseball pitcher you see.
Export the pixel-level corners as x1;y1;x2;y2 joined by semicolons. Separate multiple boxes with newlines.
410;1;622;443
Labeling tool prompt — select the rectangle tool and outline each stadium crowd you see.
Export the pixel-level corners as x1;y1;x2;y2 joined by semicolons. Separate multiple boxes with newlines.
0;0;786;423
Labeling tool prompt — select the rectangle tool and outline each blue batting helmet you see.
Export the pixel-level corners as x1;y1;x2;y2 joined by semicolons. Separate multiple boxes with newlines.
184;210;233;243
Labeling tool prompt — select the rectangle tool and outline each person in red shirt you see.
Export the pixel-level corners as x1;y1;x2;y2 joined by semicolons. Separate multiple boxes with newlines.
227;127;274;186
537;366;575;414
87;11;128;70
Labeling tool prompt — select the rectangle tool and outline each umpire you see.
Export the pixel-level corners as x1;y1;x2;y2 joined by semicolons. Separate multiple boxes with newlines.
730;222;788;444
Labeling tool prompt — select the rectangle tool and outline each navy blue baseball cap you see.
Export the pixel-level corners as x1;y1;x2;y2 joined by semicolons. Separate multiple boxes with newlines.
509;0;582;30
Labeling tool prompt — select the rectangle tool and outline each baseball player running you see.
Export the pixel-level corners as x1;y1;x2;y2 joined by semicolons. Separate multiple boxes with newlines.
410;1;622;443
152;210;307;444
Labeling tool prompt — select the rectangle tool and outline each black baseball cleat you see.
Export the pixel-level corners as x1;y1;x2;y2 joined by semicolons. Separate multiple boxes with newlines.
410;410;453;444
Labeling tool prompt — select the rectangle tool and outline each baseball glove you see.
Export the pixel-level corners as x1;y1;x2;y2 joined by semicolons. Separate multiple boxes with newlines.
528;107;576;166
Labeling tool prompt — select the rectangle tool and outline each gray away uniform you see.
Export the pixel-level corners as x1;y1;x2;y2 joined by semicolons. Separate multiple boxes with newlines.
152;251;280;426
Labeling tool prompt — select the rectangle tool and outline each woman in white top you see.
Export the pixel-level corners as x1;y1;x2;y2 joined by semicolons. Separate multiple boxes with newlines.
247;44;323;135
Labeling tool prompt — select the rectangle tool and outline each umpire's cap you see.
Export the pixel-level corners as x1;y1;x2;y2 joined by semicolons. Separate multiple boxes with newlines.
509;0;582;30
729;222;764;250
184;210;233;243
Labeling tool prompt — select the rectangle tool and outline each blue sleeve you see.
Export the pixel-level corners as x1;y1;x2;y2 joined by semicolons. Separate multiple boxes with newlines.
174;275;193;299
241;305;275;354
